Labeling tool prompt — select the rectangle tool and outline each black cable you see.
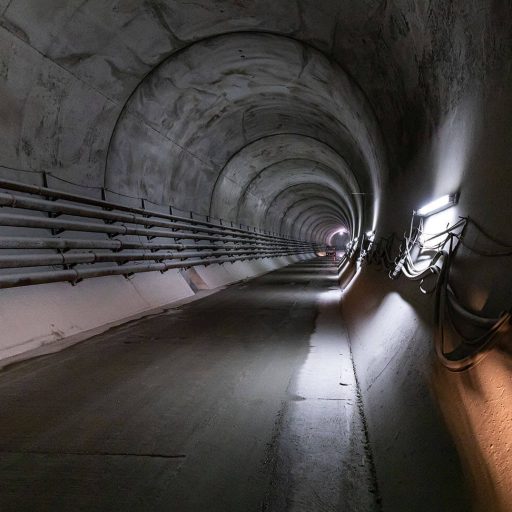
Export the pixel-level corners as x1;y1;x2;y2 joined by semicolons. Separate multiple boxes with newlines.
371;215;509;371
434;230;511;371
466;217;512;248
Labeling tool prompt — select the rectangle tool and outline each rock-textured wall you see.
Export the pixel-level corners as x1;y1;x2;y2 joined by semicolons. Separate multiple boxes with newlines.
0;1;511;511
0;1;393;239
105;33;382;237
343;33;512;512
1;0;502;239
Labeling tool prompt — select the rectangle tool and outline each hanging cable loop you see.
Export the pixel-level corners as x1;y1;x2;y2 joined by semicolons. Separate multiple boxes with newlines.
362;212;510;371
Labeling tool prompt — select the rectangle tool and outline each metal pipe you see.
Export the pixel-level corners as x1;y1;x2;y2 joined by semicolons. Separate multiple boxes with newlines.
0;214;312;247
0;237;306;253
0;236;126;251
0;178;304;243
0;251;312;289
0;192;300;243
0;179;316;290
0;247;309;268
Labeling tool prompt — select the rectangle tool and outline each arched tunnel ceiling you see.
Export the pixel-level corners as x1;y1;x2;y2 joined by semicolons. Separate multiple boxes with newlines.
106;33;383;240
281;198;346;241
233;160;353;230
0;1;505;241
209;133;361;230
266;184;350;236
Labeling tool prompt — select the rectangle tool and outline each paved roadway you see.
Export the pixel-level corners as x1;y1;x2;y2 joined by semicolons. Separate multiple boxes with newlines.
0;259;379;511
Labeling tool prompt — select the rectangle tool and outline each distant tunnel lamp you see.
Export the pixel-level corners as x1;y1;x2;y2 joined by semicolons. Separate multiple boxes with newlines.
415;193;459;217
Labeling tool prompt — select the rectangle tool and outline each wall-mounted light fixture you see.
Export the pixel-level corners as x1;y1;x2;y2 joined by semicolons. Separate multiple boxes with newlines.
415;193;459;217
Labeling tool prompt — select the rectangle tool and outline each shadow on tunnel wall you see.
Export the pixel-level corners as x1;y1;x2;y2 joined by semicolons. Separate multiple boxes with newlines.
341;266;472;512
340;79;512;511
344;262;512;512
0;1;510;508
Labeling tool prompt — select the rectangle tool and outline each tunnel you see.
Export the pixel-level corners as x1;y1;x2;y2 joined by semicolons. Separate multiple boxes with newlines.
0;1;511;511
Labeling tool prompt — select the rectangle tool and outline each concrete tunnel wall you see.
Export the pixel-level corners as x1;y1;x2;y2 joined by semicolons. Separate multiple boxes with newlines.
0;1;511;511
0;7;386;359
343;81;512;510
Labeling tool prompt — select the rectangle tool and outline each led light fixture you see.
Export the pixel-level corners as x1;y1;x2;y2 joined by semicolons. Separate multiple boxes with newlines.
415;193;459;217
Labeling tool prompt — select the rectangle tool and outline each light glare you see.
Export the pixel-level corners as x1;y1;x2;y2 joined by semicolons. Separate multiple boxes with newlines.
416;194;457;216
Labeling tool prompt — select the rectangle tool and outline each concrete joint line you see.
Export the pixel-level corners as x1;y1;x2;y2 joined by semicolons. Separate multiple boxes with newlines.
342;306;384;511
0;449;186;459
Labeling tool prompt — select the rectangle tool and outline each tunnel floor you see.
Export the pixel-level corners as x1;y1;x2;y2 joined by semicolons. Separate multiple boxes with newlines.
0;259;379;512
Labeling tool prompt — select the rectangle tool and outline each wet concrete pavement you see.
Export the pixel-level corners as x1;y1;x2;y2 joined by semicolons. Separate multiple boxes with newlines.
0;259;379;511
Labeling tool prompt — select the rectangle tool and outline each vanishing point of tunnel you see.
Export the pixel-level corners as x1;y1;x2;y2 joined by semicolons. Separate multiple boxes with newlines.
0;2;511;511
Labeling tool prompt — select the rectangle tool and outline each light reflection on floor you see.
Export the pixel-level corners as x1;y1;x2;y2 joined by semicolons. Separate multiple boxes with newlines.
265;277;379;511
